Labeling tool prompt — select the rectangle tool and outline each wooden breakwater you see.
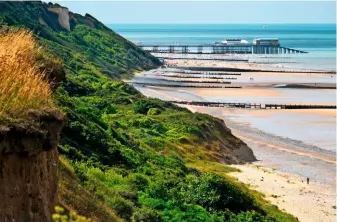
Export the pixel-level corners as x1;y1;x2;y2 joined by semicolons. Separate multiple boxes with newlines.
131;82;241;88
166;80;231;84
156;56;248;62
172;66;336;74
165;70;242;76
156;74;237;80
171;101;337;109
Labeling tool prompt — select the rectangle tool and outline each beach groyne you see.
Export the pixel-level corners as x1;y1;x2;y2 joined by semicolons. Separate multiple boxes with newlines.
157;74;237;79
172;66;336;74
131;82;241;88
156;56;248;62
165;70;242;75
171;101;337;109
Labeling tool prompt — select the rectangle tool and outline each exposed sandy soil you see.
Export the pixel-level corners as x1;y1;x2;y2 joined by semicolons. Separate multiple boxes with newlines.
229;164;337;222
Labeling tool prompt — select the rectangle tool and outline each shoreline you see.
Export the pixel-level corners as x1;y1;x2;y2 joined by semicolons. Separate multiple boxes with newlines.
183;104;336;222
132;58;336;222
183;105;336;181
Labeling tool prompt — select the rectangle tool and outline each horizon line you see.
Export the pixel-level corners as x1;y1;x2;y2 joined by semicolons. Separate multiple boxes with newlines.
106;22;336;25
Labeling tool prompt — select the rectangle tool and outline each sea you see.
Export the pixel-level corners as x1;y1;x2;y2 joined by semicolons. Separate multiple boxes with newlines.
108;24;336;72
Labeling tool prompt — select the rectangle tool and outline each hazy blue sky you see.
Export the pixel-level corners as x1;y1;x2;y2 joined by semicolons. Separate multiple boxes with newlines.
53;1;336;24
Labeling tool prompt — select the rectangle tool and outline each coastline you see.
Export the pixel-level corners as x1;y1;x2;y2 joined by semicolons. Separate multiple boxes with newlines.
131;57;336;221
183;104;336;222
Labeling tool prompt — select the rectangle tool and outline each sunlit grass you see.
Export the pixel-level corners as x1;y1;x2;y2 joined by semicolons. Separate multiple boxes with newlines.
0;28;55;117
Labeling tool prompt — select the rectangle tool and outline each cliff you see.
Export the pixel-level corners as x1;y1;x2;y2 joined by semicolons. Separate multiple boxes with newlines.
0;110;65;222
0;1;161;77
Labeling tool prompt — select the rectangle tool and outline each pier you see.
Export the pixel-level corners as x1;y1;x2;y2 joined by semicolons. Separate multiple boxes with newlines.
138;44;307;54
171;101;337;109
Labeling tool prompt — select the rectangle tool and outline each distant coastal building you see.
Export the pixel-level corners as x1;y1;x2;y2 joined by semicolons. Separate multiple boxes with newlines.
220;39;250;45
253;38;279;46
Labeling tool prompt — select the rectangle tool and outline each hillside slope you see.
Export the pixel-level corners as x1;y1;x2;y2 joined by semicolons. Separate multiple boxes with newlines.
0;1;297;222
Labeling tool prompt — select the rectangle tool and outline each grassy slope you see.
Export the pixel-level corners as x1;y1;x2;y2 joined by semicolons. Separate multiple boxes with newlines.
0;2;297;222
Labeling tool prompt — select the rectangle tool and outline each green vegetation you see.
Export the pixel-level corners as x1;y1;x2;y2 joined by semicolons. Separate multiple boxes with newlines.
53;206;92;222
0;1;298;222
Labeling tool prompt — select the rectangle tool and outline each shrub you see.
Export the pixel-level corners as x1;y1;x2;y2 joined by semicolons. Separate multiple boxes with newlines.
131;207;162;222
133;99;163;115
52;206;92;222
107;196;135;220
127;173;149;191
147;108;161;115
179;173;256;212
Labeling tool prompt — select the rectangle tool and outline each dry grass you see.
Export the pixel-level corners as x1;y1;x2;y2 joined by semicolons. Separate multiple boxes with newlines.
0;28;55;117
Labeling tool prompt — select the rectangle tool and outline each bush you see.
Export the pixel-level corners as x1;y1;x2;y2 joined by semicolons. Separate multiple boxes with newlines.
147;108;161;115
179;173;256;212
73;162;88;182
127;173;149;191
107;196;135;220
52;206;92;222
133;99;163;115
131;207;162;222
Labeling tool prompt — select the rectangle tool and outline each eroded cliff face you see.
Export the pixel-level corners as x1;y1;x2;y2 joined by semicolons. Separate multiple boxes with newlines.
0;110;65;222
40;4;111;32
47;6;70;31
218;121;257;164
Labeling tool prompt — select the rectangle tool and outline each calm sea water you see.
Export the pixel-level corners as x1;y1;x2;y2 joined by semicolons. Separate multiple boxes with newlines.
108;24;336;71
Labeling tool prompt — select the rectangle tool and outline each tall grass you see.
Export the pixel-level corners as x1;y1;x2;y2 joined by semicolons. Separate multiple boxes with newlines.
0;28;55;117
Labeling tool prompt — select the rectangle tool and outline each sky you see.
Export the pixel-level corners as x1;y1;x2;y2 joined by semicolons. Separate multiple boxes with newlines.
52;1;336;24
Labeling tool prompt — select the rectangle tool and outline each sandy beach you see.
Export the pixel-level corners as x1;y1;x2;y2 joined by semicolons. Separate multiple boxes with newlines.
229;164;336;222
131;57;336;222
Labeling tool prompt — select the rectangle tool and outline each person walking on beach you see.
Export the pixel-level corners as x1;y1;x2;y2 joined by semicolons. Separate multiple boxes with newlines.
306;177;310;184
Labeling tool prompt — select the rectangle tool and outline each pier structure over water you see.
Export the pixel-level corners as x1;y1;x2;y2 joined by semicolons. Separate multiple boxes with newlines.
138;44;307;54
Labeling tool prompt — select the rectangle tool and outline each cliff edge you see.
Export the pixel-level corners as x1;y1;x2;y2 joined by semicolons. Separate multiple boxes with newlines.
0;110;65;222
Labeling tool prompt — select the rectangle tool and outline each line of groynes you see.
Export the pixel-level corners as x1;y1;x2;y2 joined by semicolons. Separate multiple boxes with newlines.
171;101;337;109
172;66;336;74
156;74;237;79
156;56;249;62
162;80;232;84
165;70;242;75
132;82;241;88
